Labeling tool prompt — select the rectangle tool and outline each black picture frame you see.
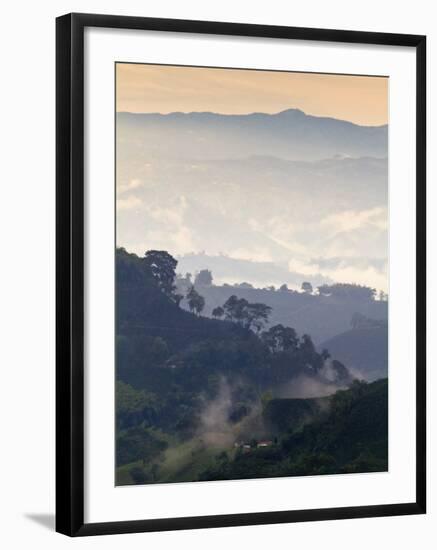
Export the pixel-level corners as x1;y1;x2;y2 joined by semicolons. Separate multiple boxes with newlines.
56;12;426;537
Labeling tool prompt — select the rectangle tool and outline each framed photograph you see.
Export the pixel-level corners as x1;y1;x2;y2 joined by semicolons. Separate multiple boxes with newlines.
56;13;426;536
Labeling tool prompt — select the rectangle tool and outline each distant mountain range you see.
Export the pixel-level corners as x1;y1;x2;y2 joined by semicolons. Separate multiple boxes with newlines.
117;108;388;162
116;108;388;293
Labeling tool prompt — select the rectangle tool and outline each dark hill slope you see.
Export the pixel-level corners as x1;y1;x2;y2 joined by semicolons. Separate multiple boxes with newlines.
116;248;255;394
117;249;243;353
116;248;352;397
283;378;388;466
263;396;328;433
199;379;388;481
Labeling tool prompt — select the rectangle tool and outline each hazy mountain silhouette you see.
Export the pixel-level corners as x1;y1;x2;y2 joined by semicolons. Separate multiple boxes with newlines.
179;281;388;345
117;108;388;291
117;109;388;161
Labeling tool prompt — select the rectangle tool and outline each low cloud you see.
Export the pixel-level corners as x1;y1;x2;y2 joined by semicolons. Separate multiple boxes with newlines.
276;375;341;399
142;196;189;226
228;247;273;263
118;178;145;195
288;255;388;292
321;207;387;235
117;196;143;211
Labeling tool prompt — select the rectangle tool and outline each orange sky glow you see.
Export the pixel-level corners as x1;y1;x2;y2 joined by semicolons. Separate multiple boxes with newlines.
116;63;388;126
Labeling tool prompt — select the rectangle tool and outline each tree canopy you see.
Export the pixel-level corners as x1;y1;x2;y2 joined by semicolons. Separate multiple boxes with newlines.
262;324;299;353
301;281;313;294
194;269;213;286
212;306;224;319
144;250;180;303
186;286;205;316
223;295;271;332
318;283;376;301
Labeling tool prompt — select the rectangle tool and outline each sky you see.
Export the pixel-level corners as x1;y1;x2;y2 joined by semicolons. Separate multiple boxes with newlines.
116;63;388;126
116;63;388;292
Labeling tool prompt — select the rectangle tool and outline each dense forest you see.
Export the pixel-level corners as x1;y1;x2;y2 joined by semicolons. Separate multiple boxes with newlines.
116;248;388;485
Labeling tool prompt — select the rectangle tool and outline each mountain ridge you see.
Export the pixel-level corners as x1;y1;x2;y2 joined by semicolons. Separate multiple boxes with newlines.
117;108;388;129
117;108;388;162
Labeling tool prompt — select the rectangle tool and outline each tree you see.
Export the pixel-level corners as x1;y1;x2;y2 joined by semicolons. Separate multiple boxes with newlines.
116;381;159;430
299;334;318;366
195;293;205;316
301;281;313;294
212;306;224;319
262;324;298;353
279;284;289;292
331;359;352;385
235;282;254;289
185;272;192;284
245;303;272;332
144;250;178;300
351;312;387;329
223;295;271;332
186;286;205;316
223;295;247;323
194;269;213;286
317;283;376;301
351;312;366;329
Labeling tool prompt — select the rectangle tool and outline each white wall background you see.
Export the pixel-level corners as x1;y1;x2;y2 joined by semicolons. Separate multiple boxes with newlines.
0;0;434;547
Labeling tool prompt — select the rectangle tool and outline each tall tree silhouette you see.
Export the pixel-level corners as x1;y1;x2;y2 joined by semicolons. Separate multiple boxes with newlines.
212;306;224;319
195;269;213;286
186;286;205;316
223;295;271;332
144;250;178;300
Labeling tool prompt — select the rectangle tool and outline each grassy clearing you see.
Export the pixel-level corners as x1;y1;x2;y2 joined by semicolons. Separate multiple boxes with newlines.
116;436;235;485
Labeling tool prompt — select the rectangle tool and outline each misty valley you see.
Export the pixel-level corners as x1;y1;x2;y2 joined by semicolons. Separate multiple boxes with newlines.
116;248;388;486
115;77;389;486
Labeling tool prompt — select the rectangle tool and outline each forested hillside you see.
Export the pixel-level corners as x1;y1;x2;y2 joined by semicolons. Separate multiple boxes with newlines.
116;248;387;485
200;379;388;481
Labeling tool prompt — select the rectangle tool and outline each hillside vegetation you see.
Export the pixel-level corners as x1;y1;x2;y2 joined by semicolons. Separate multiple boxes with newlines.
116;248;387;485
199;379;388;481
